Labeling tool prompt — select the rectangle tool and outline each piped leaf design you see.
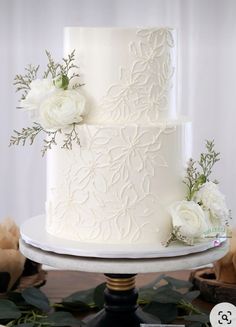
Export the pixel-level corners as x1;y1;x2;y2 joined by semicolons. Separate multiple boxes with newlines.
100;28;175;123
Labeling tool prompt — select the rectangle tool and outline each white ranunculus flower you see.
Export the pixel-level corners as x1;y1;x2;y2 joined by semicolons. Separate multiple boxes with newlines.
20;78;55;112
39;89;87;130
169;200;208;239
195;181;229;221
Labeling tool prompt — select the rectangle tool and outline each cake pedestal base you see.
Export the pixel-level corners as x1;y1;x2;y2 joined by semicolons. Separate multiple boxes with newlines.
84;274;160;326
19;239;228;326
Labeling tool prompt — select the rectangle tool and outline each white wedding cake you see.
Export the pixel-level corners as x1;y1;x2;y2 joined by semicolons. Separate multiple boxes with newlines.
45;27;191;245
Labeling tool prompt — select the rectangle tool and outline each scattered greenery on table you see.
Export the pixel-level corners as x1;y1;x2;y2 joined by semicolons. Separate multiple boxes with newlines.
0;274;210;327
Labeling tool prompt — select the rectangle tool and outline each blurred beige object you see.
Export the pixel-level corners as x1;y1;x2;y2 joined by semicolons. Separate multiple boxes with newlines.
213;228;236;283
0;218;26;292
0;217;20;250
190;229;236;304
0;218;47;293
0;249;25;291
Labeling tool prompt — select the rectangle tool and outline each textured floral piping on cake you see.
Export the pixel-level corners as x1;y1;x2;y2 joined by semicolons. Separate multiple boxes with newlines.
48;179;158;243
47;124;177;243
46;166;92;237
99;28;175;123
82;124;119;152
108;125;169;185
95;183;154;242
9;50;87;156
165;140;231;247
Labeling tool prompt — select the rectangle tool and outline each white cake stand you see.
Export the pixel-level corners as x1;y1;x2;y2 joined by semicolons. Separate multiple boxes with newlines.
19;218;229;327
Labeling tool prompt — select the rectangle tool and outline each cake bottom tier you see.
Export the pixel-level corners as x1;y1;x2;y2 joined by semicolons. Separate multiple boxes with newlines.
46;120;191;245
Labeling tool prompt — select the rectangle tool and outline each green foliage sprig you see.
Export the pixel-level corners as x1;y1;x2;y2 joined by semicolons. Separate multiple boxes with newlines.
9;123;44;147
14;65;40;101
184;140;220;201
14;50;82;101
199;140;220;180
43;50;83;88
9;123;80;157
10;51;83;156
164;226;194;247
61;124;81;150
0;287;82;327
43;50;61;79
0;275;210;327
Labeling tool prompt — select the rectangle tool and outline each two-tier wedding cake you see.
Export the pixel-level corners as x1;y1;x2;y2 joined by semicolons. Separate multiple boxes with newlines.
45;27;191;245
12;27;229;251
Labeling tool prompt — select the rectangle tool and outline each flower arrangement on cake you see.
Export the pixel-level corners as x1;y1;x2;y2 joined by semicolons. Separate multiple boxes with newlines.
166;140;231;247
9;51;86;156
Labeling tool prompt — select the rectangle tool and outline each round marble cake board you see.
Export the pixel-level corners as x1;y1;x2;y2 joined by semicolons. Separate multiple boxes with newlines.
19;238;229;274
20;216;228;263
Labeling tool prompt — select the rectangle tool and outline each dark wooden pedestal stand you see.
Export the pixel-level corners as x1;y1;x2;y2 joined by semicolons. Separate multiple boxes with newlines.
85;274;160;327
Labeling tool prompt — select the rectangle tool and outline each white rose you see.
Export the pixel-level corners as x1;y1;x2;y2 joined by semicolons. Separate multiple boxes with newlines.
39;89;87;130
169;200;208;239
195;181;229;221
20;79;55;112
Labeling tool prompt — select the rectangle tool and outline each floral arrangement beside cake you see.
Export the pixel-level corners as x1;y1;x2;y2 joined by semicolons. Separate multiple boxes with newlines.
10;27;230;251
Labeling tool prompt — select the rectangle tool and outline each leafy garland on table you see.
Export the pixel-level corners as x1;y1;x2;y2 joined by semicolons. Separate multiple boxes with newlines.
0;274;210;327
9;51;86;156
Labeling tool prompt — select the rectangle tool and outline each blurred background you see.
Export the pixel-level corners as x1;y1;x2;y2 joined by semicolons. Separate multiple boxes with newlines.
0;0;235;226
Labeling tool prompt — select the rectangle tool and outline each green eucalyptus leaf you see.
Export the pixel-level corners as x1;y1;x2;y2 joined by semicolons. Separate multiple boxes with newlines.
153;285;184;303
138;288;157;303
8;291;31;310
138;275;167;303
143;301;178;323
63;288;95;307
183;290;200;302
22;287;50;312
59;301;91;312
163;276;193;289
93;283;106;309
8;291;25;303
41;311;84;326
183;314;209;323
0;299;21;319
188;322;203;327
15;323;35;327
140;274;165;289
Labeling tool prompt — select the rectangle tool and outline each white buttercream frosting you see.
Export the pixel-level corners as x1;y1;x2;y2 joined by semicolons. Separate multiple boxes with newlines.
45;27;192;246
46;121;191;244
64;27;176;124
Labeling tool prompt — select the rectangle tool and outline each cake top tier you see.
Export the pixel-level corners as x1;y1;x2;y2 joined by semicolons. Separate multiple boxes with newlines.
64;27;177;124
